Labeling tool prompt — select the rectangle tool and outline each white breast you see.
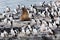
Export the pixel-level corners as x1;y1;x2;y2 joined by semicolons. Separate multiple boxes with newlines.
11;29;15;35
49;23;53;29
6;8;9;11
4;31;8;35
53;22;57;29
30;7;33;11
28;25;32;30
38;12;41;15
26;29;30;35
13;9;17;13
41;11;45;17
48;28;53;34
1;33;4;37
4;18;7;23
29;13;32;18
33;8;36;13
40;27;47;32
55;20;59;24
58;11;60;16
54;12;57;16
22;28;25;34
33;29;37;35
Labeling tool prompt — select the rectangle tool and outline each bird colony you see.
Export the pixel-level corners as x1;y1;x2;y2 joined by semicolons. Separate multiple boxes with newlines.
0;1;60;40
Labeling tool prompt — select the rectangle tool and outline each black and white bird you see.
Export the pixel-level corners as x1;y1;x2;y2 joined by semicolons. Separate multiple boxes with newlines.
25;27;30;35
1;32;4;38
0;29;4;38
52;22;57;30
41;11;45;17
32;28;38;35
38;12;41;15
47;12;50;18
13;9;17;14
4;27;11;34
58;11;60;16
54;12;57;17
16;5;20;13
20;27;25;36
3;18;8;23
30;19;36;26
5;6;10;12
48;22;53;29
10;28;15;36
28;25;32;31
49;13;54;19
42;20;47;26
3;30;8;37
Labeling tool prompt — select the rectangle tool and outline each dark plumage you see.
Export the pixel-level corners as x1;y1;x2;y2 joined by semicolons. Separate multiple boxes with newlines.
49;13;54;19
4;28;11;34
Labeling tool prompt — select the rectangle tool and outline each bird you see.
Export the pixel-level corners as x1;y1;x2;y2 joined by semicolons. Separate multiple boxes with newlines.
7;21;11;26
49;13;54;19
41;11;45;17
28;25;32;31
29;5;34;12
9;17;13;21
29;13;33;18
5;6;10;13
38;12;41;15
49;19;52;22
36;19;41;28
0;29;4;38
21;27;25;33
48;22;53;29
48;3;51;7
55;17;60;27
3;30;8;37
55;20;59;25
4;27;11;34
10;28;15;36
45;7;49;12
4;30;8;35
3;18;8;23
47;12;50;18
32;28;38;35
13;9;17;14
51;12;54;17
2;13;6;17
54;12;57;17
52;22;57;30
16;5;21;13
13;27;19;34
16;5;20;10
26;28;30;35
18;27;22;32
54;6;58;11
47;27;53;35
58;11;60;16
1;32;4;38
33;8;36;14
30;19;36;26
18;27;26;37
42;20;48;26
